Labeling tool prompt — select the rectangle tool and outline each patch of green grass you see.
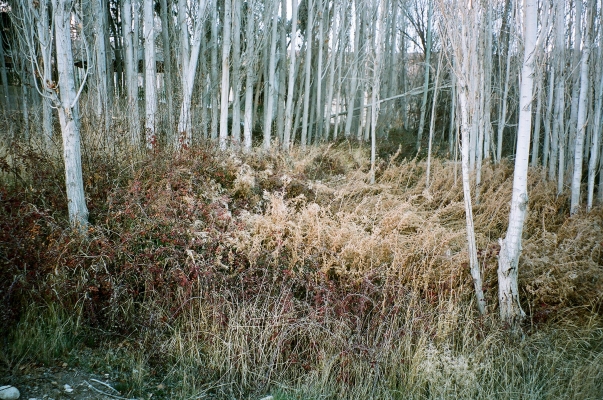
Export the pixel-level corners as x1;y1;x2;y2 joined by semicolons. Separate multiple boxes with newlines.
1;303;82;368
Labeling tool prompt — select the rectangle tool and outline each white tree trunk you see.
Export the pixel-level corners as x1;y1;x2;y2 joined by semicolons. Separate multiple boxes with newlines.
570;0;592;215
219;0;232;150
550;0;565;183
177;2;205;149
231;0;242;147
53;0;89;228
92;0;110;133
426;57;441;189
143;0;157;149
283;0;299;150
301;0;314;149
122;0;140;145
498;0;538;327
323;0;341;142
344;0;360;138
416;0;432;151
210;0;219;140
587;46;603;211
542;65;555;172
262;1;279;150
369;0;386;184
314;0;325;143
34;0;54;145
243;0;255;152
160;0;175;136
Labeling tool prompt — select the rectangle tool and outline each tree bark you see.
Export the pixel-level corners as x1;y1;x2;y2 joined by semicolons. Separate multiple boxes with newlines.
416;0;432;151
53;0;89;228
570;0;593;215
262;0;279;150
283;0;299;150
160;0;175;136
122;0;140;145
177;1;205;149
498;0;538;328
219;0;232;150
231;0;242;147
243;0;256;152
143;0;157;149
301;0;314;149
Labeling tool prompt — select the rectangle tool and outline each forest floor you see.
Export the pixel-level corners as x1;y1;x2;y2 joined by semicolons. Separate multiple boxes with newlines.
1;139;602;399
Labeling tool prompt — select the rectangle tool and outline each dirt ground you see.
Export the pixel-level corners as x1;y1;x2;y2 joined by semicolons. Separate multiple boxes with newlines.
1;363;148;400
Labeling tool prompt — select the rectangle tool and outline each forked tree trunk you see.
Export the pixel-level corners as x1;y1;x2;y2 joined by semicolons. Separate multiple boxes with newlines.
498;0;538;328
177;2;205;149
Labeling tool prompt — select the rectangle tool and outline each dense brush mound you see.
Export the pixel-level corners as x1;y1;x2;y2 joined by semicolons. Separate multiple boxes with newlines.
1;143;602;399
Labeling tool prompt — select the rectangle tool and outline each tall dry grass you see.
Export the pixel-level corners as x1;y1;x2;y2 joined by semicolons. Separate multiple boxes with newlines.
1;119;602;398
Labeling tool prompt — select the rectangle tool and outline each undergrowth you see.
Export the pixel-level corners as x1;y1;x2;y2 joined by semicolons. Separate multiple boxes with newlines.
1;136;602;399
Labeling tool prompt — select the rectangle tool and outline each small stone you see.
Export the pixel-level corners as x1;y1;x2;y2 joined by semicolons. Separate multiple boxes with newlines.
258;396;273;400
0;385;20;400
63;384;73;393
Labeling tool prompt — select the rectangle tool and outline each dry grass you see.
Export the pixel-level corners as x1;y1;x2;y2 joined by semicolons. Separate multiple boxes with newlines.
1;126;602;398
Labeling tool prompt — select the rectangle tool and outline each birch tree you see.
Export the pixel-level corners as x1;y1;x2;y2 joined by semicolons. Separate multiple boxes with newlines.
91;0;110;133
369;0;386;184
415;0;432;151
498;0;538;327
219;0;232;150
53;0;89;227
243;0;256;152
231;0;242;146
570;0;593;215
282;0;299;150
143;0;157;149
34;0;53;145
301;0;314;149
587;40;603;211
262;0;279;150
160;0;175;135
440;0;486;315
178;1;206;148
122;0;140;145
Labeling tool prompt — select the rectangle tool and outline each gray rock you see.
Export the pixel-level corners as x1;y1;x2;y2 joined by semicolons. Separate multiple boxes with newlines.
0;385;20;400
